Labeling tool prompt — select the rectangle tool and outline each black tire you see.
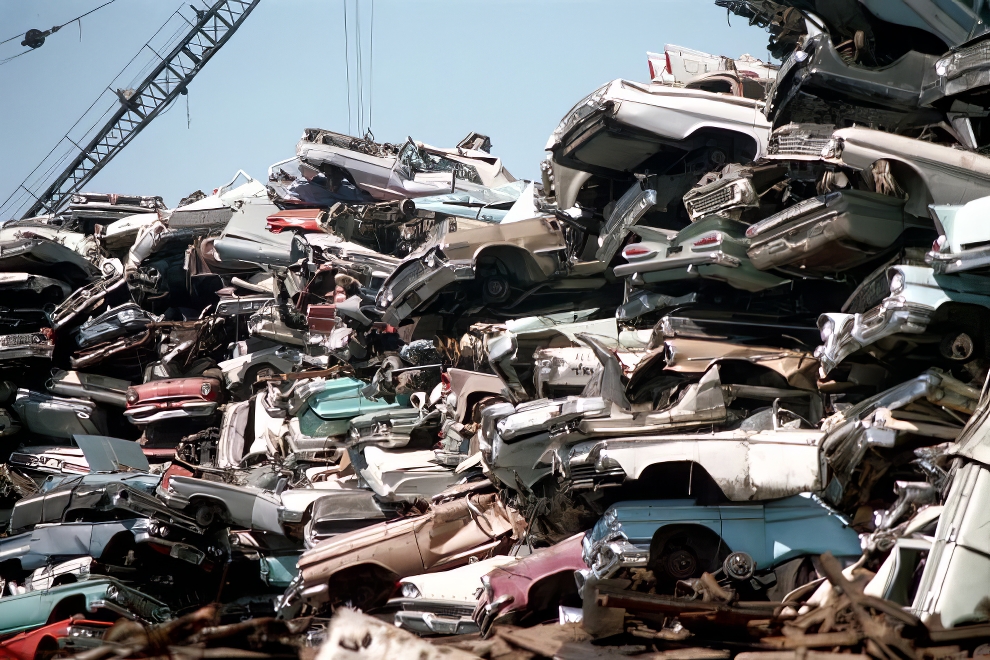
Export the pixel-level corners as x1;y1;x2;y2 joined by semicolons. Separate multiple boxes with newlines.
649;526;728;591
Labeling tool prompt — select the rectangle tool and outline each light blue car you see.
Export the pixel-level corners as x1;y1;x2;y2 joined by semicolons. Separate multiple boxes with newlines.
294;377;400;440
582;494;861;584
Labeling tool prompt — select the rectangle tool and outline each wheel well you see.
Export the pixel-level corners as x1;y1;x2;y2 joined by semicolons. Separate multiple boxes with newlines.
32;636;59;660
879;159;930;219
326;563;399;611
616;461;729;505
99;531;137;564
47;595;87;624
188;496;231;524
682;127;760;165
474;246;547;288
523;570;581;616
461;391;502;424
648;524;729;579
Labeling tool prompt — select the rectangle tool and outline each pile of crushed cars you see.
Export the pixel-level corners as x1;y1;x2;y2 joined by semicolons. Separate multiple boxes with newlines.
4;2;990;658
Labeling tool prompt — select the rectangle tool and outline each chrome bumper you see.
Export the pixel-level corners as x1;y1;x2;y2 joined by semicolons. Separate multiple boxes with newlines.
815;299;933;376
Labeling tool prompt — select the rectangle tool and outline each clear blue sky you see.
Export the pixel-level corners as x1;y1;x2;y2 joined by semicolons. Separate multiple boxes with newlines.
0;0;772;212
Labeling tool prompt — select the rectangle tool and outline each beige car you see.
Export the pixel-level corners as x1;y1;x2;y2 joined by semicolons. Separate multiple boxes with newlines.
292;491;524;611
376;212;609;325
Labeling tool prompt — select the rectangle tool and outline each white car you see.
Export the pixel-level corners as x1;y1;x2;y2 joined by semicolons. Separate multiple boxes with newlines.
391;555;520;635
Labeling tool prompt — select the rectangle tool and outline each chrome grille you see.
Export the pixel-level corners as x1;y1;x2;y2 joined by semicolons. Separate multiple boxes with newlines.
686;185;734;217
402;602;475;618
568;463;625;489
769;134;830;157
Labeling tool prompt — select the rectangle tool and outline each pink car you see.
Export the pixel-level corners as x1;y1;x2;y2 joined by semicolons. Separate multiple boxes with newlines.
124;377;221;425
474;533;586;636
265;208;322;234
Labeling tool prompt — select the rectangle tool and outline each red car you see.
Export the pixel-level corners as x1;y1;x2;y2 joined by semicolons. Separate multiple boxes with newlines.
124;377;221;425
474;533;586;636
0;618;110;660
266;208;323;234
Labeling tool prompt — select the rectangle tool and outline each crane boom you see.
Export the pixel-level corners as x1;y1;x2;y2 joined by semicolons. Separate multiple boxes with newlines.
16;0;260;219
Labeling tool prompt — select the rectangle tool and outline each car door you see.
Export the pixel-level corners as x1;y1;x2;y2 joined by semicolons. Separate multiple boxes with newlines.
718;503;767;569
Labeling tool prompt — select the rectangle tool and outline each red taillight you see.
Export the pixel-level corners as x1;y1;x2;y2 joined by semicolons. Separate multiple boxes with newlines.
266;221;283;234
441;372;451;389
665;51;673;74
694;234;720;247
648;59;657;80
622;243;656;259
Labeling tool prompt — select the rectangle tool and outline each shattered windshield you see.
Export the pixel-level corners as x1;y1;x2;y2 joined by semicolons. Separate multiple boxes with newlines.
397;141;483;184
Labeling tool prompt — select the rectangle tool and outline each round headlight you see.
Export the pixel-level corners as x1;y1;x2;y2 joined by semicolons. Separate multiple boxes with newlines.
400;583;421;599
125;390;139;404
201;382;212;396
820;319;834;342
889;271;905;294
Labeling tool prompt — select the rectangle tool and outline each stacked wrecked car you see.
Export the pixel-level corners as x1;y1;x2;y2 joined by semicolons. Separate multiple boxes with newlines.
1;2;990;657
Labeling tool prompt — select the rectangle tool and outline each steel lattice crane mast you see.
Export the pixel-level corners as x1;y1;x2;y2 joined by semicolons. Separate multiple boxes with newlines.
16;0;260;220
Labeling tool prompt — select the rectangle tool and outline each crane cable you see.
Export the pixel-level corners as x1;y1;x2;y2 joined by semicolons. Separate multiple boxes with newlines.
343;0;352;135
0;0;120;69
0;0;119;49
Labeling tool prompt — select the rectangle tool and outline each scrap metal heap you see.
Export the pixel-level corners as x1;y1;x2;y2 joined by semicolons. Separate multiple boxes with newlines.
3;2;990;658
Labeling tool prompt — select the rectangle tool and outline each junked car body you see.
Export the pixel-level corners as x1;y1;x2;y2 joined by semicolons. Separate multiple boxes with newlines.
391;554;520;636
0;617;110;660
376;209;608;326
303;490;402;548
815;264;990;375
545;79;771;209
158;466;336;536
579;494;861;585
351;446;463;502
0;331;55;364
0;238;101;286
765;32;942;132
47;370;131;407
474;532;587;636
0;578;170;636
123;377;222;425
9;435;203;536
11;390;107;439
0;517;207;574
615;217;789;292
289;492;524;612
296;129;515;202
73;303;158;349
819;368;977;510
746;190;930;275
910;395;990;628
823;126;990;219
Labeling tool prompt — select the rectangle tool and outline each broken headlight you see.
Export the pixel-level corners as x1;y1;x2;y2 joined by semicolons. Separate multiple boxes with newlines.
819;317;835;342
67;624;105;639
888;271;905;295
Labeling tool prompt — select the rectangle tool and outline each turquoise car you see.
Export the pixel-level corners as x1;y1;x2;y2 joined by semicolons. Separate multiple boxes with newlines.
297;377;399;437
582;494;861;584
0;578;170;636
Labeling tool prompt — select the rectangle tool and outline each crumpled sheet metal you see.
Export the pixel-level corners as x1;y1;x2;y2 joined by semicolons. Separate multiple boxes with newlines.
298;493;525;605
